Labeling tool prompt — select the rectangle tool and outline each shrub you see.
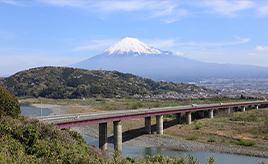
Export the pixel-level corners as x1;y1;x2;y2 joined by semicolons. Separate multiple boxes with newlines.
207;156;217;164
230;113;258;122
154;103;160;107
252;129;260;135
208;137;217;142
230;138;256;147
195;124;202;130
0;87;21;118
186;135;198;140
131;101;143;109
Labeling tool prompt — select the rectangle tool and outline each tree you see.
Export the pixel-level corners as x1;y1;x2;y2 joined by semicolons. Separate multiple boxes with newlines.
0;86;21;118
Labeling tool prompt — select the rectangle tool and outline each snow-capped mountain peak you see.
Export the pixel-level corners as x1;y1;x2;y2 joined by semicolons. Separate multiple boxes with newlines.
104;37;162;56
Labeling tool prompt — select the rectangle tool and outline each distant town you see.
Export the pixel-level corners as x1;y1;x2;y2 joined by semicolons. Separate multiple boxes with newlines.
187;78;268;99
130;78;268;99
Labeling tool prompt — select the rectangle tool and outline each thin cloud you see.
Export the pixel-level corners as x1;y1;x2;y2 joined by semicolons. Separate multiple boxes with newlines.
34;0;189;23
201;1;254;17
36;0;85;8
248;53;256;56
72;39;118;51
178;36;249;47
163;9;189;23
255;46;268;51
258;4;268;17
0;0;25;6
4;0;268;19
144;39;176;49
173;52;184;56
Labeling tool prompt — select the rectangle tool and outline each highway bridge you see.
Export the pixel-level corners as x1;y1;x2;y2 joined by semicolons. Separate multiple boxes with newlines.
38;100;268;151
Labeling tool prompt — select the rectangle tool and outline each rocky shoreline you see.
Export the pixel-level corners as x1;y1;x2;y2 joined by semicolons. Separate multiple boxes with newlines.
33;103;268;158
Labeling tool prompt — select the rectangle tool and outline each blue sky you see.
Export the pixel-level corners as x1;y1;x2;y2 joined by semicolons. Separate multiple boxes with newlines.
0;0;268;76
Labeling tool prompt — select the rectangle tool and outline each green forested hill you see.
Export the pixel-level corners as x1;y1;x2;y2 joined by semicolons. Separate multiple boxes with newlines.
0;66;216;99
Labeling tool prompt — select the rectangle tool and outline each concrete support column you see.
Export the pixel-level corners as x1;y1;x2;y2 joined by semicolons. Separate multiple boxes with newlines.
199;111;204;118
145;117;151;134
113;121;122;151
99;123;107;151
227;108;231;115
176;113;182;124
241;106;245;112
255;105;259;109
156;115;163;135
186;112;191;124
208;109;213;119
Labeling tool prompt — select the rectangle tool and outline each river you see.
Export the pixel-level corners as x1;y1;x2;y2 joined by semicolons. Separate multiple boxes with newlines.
20;103;52;117
21;105;268;164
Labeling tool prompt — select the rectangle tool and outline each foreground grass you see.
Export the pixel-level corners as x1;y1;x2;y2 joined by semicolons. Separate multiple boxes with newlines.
163;108;268;152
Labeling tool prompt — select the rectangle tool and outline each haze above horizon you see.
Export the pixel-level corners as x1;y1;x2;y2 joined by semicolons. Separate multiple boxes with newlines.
1;0;268;76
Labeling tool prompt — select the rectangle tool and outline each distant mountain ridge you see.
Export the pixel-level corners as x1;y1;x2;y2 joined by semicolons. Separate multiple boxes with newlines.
0;66;216;99
71;37;268;81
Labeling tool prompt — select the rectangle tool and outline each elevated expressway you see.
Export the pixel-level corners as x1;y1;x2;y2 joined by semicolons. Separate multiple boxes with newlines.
38;100;268;151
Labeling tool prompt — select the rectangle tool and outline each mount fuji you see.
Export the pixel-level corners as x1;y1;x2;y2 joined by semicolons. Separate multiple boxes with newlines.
71;37;268;81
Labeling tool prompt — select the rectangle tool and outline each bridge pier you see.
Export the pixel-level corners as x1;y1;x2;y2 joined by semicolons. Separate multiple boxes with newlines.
186;112;191;124
156;115;163;135
113;121;122;151
227;108;231;115
255;105;259;109
99;123;107;151
241;106;245;112
208;109;213;119
145;117;151;134
176;113;181;124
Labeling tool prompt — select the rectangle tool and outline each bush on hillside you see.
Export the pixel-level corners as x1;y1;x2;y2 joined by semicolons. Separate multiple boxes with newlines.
0;116;104;163
0;86;21;118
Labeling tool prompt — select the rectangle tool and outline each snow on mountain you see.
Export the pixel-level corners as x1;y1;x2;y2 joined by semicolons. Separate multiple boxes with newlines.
100;37;167;56
71;37;268;81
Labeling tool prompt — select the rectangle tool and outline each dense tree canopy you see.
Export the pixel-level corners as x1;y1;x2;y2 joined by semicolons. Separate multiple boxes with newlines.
0;66;217;99
0;86;21;118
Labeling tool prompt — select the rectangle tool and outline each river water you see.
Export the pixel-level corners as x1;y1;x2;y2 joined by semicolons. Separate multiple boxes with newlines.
21;105;268;164
20;103;52;117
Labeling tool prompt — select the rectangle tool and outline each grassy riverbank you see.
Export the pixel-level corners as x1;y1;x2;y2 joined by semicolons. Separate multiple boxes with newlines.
21;96;248;111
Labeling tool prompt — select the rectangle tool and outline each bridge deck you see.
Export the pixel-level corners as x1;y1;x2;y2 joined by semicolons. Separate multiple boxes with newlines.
38;100;267;129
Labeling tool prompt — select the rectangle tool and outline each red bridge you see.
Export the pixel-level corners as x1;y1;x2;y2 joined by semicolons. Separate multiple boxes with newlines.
39;100;268;151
